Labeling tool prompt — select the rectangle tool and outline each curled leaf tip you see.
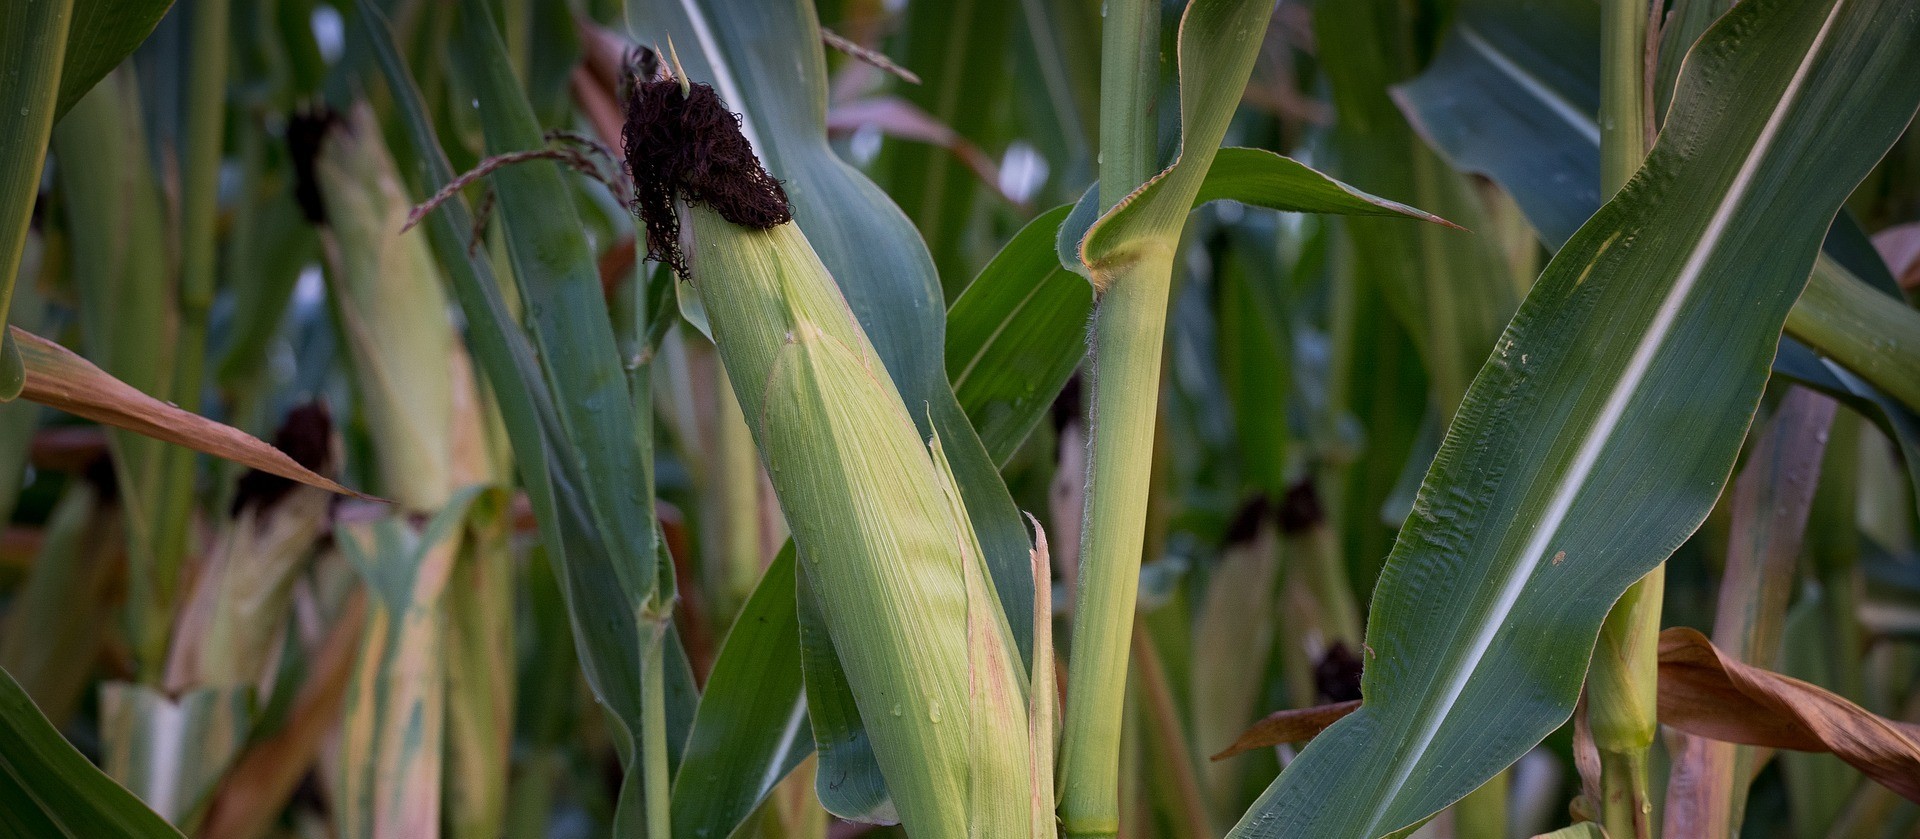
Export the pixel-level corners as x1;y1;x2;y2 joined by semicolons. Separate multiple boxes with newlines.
622;68;791;279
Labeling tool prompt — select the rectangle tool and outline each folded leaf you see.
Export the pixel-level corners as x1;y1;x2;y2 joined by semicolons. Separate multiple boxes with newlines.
1658;626;1920;804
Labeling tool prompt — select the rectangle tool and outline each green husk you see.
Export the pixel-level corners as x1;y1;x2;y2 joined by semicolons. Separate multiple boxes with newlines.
685;203;1034;837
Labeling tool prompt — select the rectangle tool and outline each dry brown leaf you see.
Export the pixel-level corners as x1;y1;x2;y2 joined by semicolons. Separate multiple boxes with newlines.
11;327;373;501
1209;699;1361;761
1657;626;1920;804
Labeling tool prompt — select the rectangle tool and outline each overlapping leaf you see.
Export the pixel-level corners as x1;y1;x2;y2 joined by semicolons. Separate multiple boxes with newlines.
1230;1;1920;834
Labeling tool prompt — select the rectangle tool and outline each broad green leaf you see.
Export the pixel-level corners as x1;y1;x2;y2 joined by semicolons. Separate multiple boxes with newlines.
796;564;895;824
0;665;184;838
670;547;811;839
1230;1;1920;835
1394;0;1920;506
1390;0;1602;249
946;204;1089;465
951;150;1443;469
56;0;175;118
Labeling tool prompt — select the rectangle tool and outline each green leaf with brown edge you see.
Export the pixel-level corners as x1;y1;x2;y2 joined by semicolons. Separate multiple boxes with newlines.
0;664;185;838
1229;1;1920;834
12;326;367;501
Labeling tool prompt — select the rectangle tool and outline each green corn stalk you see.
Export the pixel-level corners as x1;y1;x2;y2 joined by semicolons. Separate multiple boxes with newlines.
1586;3;1661;836
678;184;1036;834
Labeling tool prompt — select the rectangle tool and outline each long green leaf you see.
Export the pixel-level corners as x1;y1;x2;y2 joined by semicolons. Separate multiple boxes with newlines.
0;0;73;399
946;204;1089;465
0;666;184;838
669;547;810;839
1230;1;1920;835
1393;0;1920;507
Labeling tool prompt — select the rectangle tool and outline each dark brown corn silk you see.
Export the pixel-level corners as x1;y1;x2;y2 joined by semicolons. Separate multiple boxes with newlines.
622;77;792;278
232;401;335;516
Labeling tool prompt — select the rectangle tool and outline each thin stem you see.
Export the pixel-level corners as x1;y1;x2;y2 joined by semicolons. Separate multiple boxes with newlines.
1589;2;1660;836
1058;0;1161;834
1060;250;1174;839
642;622;672;839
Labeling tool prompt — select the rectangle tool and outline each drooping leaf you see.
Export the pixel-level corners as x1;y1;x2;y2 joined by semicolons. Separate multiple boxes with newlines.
1230;1;1920;835
1210;701;1361;762
12;326;366;500
1658;627;1920;804
0;665;184;838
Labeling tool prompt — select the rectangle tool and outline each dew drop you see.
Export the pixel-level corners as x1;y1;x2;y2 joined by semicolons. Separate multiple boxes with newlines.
890;703;903;717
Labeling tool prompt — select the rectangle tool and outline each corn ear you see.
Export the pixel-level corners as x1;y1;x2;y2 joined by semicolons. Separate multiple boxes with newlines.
313;104;456;512
686;204;1032;837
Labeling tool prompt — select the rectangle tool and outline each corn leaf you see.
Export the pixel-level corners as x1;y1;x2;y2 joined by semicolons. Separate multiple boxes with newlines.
670;547;810;839
952;148;1445;469
12;326;364;499
1394;0;1920;498
55;0;174;118
946;204;1088;465
0;665;184;838
0;0;71;400
1229;1;1920;834
1658;627;1920;805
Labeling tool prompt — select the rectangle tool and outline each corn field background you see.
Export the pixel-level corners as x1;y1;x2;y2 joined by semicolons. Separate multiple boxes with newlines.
2;0;1919;837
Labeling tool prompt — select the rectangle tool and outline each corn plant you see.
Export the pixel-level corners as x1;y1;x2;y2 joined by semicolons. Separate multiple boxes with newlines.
2;0;1919;837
